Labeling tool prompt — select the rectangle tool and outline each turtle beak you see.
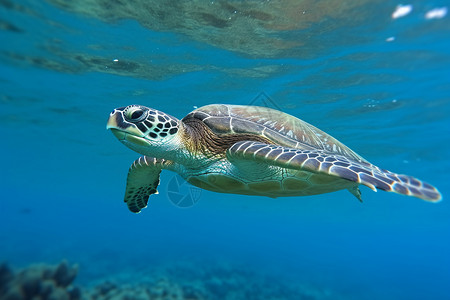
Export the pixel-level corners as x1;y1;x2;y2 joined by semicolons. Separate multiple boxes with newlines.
109;128;127;140
107;109;146;141
107;114;126;140
106;115;118;130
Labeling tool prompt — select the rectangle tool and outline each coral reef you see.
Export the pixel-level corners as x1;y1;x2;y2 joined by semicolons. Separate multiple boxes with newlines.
85;278;190;300
0;260;81;300
0;260;340;300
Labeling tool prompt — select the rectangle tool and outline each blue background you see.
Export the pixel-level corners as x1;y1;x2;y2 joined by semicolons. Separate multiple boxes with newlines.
1;1;449;299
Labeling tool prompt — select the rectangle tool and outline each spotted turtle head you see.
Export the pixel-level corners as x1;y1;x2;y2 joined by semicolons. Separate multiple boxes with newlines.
107;105;182;156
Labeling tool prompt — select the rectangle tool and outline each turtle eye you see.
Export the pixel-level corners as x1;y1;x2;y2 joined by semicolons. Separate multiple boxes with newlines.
124;106;148;123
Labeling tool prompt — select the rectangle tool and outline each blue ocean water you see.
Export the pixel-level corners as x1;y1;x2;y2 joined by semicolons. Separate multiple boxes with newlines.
1;1;449;299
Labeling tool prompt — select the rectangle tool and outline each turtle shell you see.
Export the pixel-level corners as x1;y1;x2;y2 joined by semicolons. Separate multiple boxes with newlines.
183;104;367;163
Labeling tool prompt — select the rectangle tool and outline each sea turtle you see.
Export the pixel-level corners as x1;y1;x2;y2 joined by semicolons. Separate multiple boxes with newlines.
107;104;442;213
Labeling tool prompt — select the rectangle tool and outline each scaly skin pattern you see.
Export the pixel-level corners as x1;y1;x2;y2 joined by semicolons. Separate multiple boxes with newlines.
225;141;441;201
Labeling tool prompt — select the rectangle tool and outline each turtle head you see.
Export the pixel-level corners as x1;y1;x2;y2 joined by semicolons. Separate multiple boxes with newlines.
107;105;183;158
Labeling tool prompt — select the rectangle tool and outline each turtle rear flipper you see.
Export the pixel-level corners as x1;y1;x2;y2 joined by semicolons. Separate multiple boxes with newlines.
124;156;172;213
227;141;442;202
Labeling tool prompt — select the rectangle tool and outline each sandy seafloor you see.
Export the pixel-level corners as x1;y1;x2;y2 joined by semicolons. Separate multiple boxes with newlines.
1;1;450;299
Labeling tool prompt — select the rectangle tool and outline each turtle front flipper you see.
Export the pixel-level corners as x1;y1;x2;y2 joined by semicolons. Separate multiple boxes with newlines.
227;141;442;202
124;156;172;213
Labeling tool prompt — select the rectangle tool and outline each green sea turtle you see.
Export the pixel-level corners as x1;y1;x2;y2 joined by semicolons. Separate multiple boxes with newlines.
107;104;442;213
